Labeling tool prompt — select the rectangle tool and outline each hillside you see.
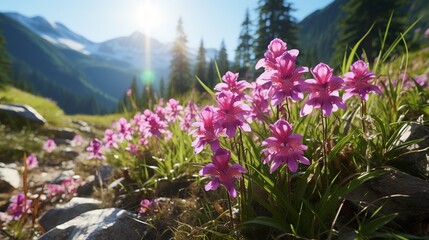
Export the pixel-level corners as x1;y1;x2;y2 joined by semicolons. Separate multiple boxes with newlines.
0;13;127;114
298;0;429;66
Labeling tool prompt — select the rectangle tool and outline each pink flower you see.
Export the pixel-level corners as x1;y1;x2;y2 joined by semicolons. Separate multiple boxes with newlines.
46;184;64;198
26;154;38;169
414;74;428;88
256;38;299;71
61;177;83;196
143;111;170;138
191;106;221;154
103;129;118;149
87;139;105;160
343;60;381;101
138;199;153;215
115;118;133;142
71;134;82;146
214;71;252;99
215;91;251;138
199;148;247;198
6;193;32;221
425;28;429;38
301;63;346;117
248;82;271;122
126;143;140;155
262;119;310;173
165;99;183;122
260;52;308;106
155;106;167;121
126;88;132;97
43;139;57;153
180;101;199;131
131;113;146;132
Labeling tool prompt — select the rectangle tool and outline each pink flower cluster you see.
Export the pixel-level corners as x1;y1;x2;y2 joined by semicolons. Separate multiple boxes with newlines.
0;193;32;222
46;176;83;199
88;98;199;160
195;38;383;197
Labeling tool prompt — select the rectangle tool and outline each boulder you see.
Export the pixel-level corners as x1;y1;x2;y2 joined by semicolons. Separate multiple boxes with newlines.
347;168;429;232
38;197;101;231
39;208;149;240
0;168;20;193
0;104;46;128
389;123;429;179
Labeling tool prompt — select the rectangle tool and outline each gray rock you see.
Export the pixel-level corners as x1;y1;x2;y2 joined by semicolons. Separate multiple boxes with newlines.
72;120;92;133
95;165;114;186
77;175;95;197
0;168;20;193
390;123;429;179
48;128;77;141
39;208;148;240
347;168;429;231
38;197;101;231
52;170;75;184
0;104;46;127
59;148;79;160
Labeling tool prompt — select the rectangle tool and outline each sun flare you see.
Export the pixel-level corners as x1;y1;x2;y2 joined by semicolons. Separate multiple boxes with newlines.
135;0;160;32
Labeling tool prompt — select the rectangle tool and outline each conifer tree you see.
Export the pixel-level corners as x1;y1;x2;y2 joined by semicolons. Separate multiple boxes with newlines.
159;77;165;98
168;18;192;97
194;39;207;92
206;59;217;90
333;0;406;64
235;8;254;79
254;0;298;59
217;40;229;75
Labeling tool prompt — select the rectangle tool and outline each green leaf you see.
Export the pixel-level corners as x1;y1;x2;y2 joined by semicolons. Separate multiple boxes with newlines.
242;216;290;232
342;23;374;74
195;75;215;97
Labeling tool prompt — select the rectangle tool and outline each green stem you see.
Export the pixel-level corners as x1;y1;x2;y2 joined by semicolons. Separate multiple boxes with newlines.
226;192;235;229
320;110;329;187
361;100;370;172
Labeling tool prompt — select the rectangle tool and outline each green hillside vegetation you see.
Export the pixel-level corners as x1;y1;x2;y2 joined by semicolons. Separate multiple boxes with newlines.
299;0;429;66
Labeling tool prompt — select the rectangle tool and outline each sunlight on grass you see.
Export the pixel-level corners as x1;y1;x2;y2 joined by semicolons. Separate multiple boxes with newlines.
0;86;65;126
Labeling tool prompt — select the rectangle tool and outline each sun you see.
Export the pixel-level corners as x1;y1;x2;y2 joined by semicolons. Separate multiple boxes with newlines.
135;0;160;33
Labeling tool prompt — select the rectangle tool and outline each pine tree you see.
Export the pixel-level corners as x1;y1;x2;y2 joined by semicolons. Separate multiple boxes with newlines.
254;0;298;59
217;40;229;75
235;8;254;79
206;59;217;90
0;29;12;87
141;84;154;110
159;77;165;98
168;18;192;97
194;39;207;92
333;0;407;64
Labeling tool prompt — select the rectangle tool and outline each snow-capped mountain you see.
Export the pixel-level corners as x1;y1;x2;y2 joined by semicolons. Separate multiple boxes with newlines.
5;12;174;69
5;12;93;55
5;12;217;69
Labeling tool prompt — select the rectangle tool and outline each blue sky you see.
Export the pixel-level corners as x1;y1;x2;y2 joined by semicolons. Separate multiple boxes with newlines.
0;0;333;56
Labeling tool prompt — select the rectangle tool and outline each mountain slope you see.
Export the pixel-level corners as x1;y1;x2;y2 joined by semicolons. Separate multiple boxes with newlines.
298;0;347;66
0;13;132;114
298;0;429;66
